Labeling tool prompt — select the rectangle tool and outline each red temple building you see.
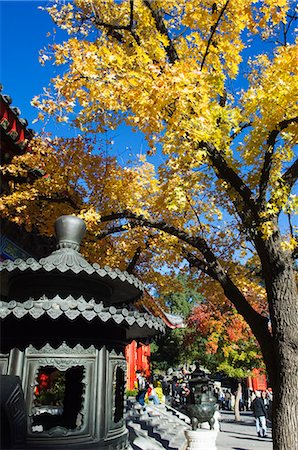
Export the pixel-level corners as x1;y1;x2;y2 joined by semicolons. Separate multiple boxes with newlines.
0;87;53;261
247;368;268;391
0;87;34;193
126;312;184;390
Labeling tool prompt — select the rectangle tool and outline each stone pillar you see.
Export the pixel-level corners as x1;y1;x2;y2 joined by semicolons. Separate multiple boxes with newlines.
8;349;25;379
184;429;218;450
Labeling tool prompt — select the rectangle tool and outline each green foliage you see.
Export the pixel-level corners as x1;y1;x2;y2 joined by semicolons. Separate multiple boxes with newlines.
126;389;137;397
151;328;187;370
151;276;204;370
35;372;65;406
186;304;265;378
163;274;204;318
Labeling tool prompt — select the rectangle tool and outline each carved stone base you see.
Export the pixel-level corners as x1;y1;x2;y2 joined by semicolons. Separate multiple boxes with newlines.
184;429;218;450
27;433;130;450
0;375;27;449
5;343;129;450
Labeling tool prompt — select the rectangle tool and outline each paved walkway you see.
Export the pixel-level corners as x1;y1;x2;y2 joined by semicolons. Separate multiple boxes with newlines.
217;411;273;450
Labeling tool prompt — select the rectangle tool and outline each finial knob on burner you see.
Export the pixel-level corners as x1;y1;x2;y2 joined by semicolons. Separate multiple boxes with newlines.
55;215;86;251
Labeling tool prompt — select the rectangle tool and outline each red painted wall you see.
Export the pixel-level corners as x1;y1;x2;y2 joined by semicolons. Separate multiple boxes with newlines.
247;369;268;391
125;341;151;390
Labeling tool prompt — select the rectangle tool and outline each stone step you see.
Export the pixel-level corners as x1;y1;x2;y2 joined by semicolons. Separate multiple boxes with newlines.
131;435;166;450
127;420;142;431
127;400;190;450
145;419;186;449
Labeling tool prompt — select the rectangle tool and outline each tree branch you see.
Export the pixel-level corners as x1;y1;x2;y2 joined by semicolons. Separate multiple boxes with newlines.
96;222;140;240
230;121;252;140
126;246;142;274
100;210;245;291
258;117;298;208
281;157;298;192
101;210;200;247
38;194;79;210
89;0;140;45
201;141;257;214
143;0;179;63
184;250;216;277
100;208;273;365
126;236;152;274
200;0;230;70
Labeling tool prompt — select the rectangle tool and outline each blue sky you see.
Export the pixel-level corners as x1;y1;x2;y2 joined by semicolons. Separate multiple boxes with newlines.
1;1;296;235
0;1;297;171
0;0;150;165
0;1;268;164
1;1;61;126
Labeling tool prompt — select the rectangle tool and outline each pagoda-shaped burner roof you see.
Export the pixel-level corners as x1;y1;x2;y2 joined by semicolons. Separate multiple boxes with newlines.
0;216;143;303
0;296;164;339
0;253;143;303
0;215;165;346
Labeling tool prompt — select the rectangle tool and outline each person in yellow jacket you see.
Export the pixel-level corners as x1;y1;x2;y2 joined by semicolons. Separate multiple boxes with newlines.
154;381;165;404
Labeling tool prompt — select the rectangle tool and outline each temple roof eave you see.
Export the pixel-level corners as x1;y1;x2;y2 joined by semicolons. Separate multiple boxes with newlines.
0;255;144;302
0;297;165;339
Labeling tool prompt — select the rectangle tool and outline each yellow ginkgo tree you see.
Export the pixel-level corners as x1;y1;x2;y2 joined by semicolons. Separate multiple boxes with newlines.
1;1;297;448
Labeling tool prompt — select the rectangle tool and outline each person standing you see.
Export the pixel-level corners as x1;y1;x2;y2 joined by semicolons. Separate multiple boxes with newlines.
135;371;148;407
181;382;191;405
147;383;160;405
224;390;231;410
252;391;267;437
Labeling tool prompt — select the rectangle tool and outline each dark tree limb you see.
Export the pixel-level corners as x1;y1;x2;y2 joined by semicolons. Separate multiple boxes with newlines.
258;117;298;209
281;157;298;192
99;208;274;380
89;0;140;45
96;222;141;240
184;250;217;278
100;210;208;249
185;252;274;382
200;141;257;214
126;246;142;274
100;210;273;362
230;121;253;140
38;194;79;210
126;237;152;274
143;0;179;63
200;0;230;70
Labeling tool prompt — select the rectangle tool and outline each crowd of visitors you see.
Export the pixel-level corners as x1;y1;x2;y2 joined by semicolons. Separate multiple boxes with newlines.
134;365;273;438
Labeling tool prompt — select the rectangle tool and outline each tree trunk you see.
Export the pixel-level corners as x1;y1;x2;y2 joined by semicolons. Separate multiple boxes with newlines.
234;382;242;422
270;273;298;450
222;229;298;449
258;234;298;450
272;339;298;450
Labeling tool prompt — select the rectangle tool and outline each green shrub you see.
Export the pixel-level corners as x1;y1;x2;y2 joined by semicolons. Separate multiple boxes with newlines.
126;389;137;397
